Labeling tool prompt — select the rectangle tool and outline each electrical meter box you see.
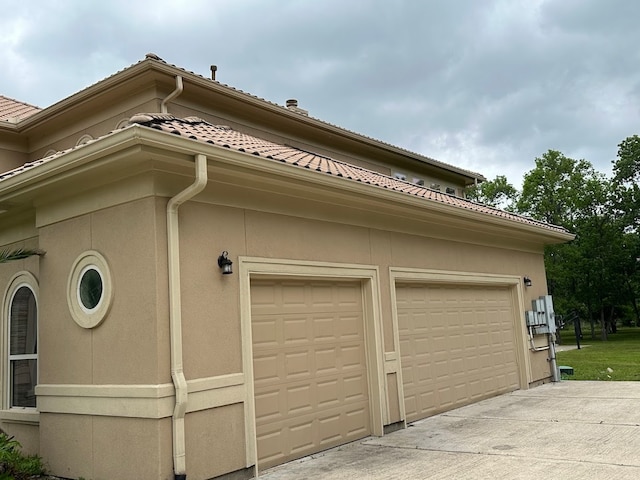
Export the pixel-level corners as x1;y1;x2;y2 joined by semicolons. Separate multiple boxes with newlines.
525;295;556;334
525;310;545;327
541;295;556;334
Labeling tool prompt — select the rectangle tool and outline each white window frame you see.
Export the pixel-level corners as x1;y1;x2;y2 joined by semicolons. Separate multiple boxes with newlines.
67;251;113;329
2;271;39;418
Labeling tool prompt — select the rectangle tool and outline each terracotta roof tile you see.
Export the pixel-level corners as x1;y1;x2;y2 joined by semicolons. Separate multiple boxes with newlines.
0;110;567;236
0;95;41;121
128;113;568;235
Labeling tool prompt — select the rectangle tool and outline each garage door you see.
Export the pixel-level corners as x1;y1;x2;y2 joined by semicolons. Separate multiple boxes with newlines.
397;283;520;423
251;279;370;469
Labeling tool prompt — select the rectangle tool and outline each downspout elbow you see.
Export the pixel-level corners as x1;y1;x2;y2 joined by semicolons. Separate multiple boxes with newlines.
161;75;184;114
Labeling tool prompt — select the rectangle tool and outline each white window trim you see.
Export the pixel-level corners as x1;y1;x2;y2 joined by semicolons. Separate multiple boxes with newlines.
67;250;113;329
1;271;39;424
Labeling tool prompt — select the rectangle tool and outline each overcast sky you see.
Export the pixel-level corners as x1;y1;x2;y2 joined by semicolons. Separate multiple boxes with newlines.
2;0;639;187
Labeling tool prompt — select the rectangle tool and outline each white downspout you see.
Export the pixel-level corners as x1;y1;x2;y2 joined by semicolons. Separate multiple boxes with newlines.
162;75;184;114
167;154;208;479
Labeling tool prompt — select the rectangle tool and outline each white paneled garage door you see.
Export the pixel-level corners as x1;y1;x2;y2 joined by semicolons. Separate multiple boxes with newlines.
397;283;520;423
251;279;370;469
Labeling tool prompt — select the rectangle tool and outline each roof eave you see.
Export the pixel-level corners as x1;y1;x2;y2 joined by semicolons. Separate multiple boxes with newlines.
1;126;563;247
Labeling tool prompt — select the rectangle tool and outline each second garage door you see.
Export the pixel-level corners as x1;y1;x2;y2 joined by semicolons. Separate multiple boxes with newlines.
397;283;520;423
251;279;370;469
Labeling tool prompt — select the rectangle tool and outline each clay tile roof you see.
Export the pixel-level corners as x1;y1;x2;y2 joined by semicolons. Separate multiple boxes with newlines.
0;95;41;121
129;113;569;235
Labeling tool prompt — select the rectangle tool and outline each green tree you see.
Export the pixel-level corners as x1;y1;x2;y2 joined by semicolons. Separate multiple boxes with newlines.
517;150;623;339
517;150;598;229
465;175;518;210
611;135;640;325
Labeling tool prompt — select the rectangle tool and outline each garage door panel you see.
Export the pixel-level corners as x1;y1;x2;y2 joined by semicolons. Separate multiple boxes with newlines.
253;353;280;384
252;280;370;469
283;317;309;343
252;317;280;348
254;389;280;422
256;402;369;468
398;284;520;423
284;351;311;378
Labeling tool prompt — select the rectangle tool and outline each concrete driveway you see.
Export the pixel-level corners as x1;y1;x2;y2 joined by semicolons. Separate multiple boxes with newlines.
259;381;640;479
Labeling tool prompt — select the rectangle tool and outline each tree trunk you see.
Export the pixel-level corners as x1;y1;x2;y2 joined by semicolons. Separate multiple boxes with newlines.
608;306;616;333
600;308;608;341
588;300;595;339
625;276;640;327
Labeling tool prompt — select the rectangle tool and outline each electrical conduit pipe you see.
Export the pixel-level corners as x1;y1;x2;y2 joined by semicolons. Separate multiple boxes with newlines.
167;154;208;480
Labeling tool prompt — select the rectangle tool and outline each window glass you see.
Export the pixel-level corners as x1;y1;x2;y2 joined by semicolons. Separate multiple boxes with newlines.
10;359;37;408
79;268;103;311
9;285;37;408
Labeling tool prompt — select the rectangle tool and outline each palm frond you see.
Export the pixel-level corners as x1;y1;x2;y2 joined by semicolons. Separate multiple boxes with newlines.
0;248;46;264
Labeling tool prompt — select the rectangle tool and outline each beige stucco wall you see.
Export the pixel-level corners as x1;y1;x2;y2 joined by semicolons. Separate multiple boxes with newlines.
185;404;246;480
34;196;172;479
40;414;173;479
179;201;550;378
0;167;555;479
174;196;554;477
38;196;168;385
27;96;161;161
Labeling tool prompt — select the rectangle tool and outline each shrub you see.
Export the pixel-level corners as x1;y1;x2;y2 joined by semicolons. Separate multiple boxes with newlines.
0;431;47;479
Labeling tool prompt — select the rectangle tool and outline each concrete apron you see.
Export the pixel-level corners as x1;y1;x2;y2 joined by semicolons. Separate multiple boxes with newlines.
259;381;640;480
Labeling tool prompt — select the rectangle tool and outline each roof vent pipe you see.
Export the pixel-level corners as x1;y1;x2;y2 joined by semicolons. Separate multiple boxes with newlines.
161;75;184;114
210;65;217;81
285;98;309;115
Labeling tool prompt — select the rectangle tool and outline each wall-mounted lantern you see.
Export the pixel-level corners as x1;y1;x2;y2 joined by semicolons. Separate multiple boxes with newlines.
217;251;233;275
523;276;532;287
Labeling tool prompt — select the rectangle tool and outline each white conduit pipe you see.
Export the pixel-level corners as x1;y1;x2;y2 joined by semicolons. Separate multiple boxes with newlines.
167;154;208;479
548;333;560;382
528;326;550;352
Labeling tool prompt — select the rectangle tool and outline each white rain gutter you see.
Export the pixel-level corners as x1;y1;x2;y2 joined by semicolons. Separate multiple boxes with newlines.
161;75;184;114
167;153;207;479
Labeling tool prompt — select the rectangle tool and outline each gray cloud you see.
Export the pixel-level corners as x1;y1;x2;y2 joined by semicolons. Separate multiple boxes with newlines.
1;0;638;187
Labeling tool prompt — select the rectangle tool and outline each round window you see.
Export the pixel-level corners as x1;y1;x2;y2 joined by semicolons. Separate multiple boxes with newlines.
68;251;113;328
78;267;104;312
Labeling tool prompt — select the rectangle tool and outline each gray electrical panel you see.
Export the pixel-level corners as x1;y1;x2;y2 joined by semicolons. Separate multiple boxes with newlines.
525;295;556;334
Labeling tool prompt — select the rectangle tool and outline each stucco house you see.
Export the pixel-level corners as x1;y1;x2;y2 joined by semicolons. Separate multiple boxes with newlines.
0;54;572;480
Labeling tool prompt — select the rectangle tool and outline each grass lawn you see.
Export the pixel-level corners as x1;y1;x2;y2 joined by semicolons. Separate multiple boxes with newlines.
555;327;640;381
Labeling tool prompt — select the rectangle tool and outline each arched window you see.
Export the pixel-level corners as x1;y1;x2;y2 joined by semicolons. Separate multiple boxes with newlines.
4;273;38;409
